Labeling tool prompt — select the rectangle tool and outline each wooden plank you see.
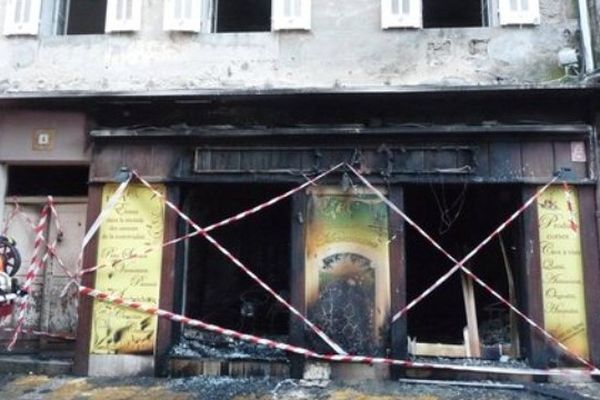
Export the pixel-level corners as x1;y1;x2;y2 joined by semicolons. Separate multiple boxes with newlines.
425;150;457;172
212;150;242;171
168;359;290;378
289;191;307;379
394;150;424;173
122;144;153;176
553;142;587;179
91;124;592;139
489;142;522;180
241;151;269;171
460;273;481;358
154;185;180;377
90;146;123;180
499;233;520;358
151;145;179;177
408;339;468;358
389;186;406;378
521;186;548;369
521;142;553;179
577;187;600;365
73;184;102;376
463;328;471;358
474;143;491;178
324;149;351;166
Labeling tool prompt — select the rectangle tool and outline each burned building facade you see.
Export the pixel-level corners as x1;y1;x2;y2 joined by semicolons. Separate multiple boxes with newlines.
1;0;600;379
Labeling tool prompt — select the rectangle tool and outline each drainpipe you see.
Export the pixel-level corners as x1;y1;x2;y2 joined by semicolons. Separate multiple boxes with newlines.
578;0;595;73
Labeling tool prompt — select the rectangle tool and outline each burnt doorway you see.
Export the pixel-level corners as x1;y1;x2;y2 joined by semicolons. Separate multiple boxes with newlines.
180;184;292;358
404;184;522;358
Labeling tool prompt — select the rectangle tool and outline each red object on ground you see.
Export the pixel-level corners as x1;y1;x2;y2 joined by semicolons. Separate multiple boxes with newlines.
0;304;12;318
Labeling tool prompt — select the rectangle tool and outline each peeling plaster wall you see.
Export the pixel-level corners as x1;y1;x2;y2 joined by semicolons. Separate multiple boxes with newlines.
0;0;580;94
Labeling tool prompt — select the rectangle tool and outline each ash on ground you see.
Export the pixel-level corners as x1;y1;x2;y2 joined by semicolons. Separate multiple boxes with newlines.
167;376;286;400
170;328;287;361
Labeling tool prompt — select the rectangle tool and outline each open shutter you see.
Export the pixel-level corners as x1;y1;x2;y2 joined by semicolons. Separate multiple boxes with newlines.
499;0;540;25
381;0;421;29
3;0;42;36
105;0;143;32
272;0;311;31
163;0;202;32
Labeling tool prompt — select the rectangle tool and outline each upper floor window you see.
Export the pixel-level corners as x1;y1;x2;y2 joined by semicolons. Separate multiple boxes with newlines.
381;0;540;29
423;0;484;28
4;0;142;36
215;0;271;32
162;0;310;33
54;0;108;35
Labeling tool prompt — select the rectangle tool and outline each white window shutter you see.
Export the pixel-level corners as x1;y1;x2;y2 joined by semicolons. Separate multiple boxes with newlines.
105;0;143;33
163;0;202;32
499;0;540;25
381;0;422;29
3;0;42;36
272;0;311;31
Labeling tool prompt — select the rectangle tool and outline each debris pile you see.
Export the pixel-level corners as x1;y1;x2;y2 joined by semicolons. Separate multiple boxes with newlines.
170;328;287;361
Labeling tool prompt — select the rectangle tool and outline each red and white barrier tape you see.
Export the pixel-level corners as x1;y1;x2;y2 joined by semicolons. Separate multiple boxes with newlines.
78;164;343;277
75;176;132;273
347;165;598;370
6;198;78;297
79;285;600;377
8;199;50;350
45;199;72;281
562;182;579;233
132;169;347;355
390;176;558;321
57;177;133;296
47;199;64;238
2;198;78;347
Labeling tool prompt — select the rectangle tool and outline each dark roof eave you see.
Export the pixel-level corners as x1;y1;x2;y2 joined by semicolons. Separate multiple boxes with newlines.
0;83;598;104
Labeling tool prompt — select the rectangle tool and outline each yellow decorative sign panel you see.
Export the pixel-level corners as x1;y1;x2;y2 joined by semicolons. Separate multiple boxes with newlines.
90;183;166;355
305;187;390;355
537;186;589;359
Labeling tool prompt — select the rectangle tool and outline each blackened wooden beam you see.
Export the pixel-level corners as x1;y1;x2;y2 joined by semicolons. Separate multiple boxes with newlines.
389;185;407;379
154;185;180;377
90;124;592;139
521;186;548;373
578;187;600;366
289;192;307;379
73;184;102;376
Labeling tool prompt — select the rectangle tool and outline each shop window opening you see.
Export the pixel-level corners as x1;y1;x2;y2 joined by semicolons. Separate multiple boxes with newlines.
404;184;522;359
178;184;291;359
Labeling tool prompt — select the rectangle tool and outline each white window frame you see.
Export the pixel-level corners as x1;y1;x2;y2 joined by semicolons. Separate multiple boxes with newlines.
105;0;143;33
381;0;422;29
272;0;311;31
163;0;203;32
3;0;42;36
499;0;540;25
